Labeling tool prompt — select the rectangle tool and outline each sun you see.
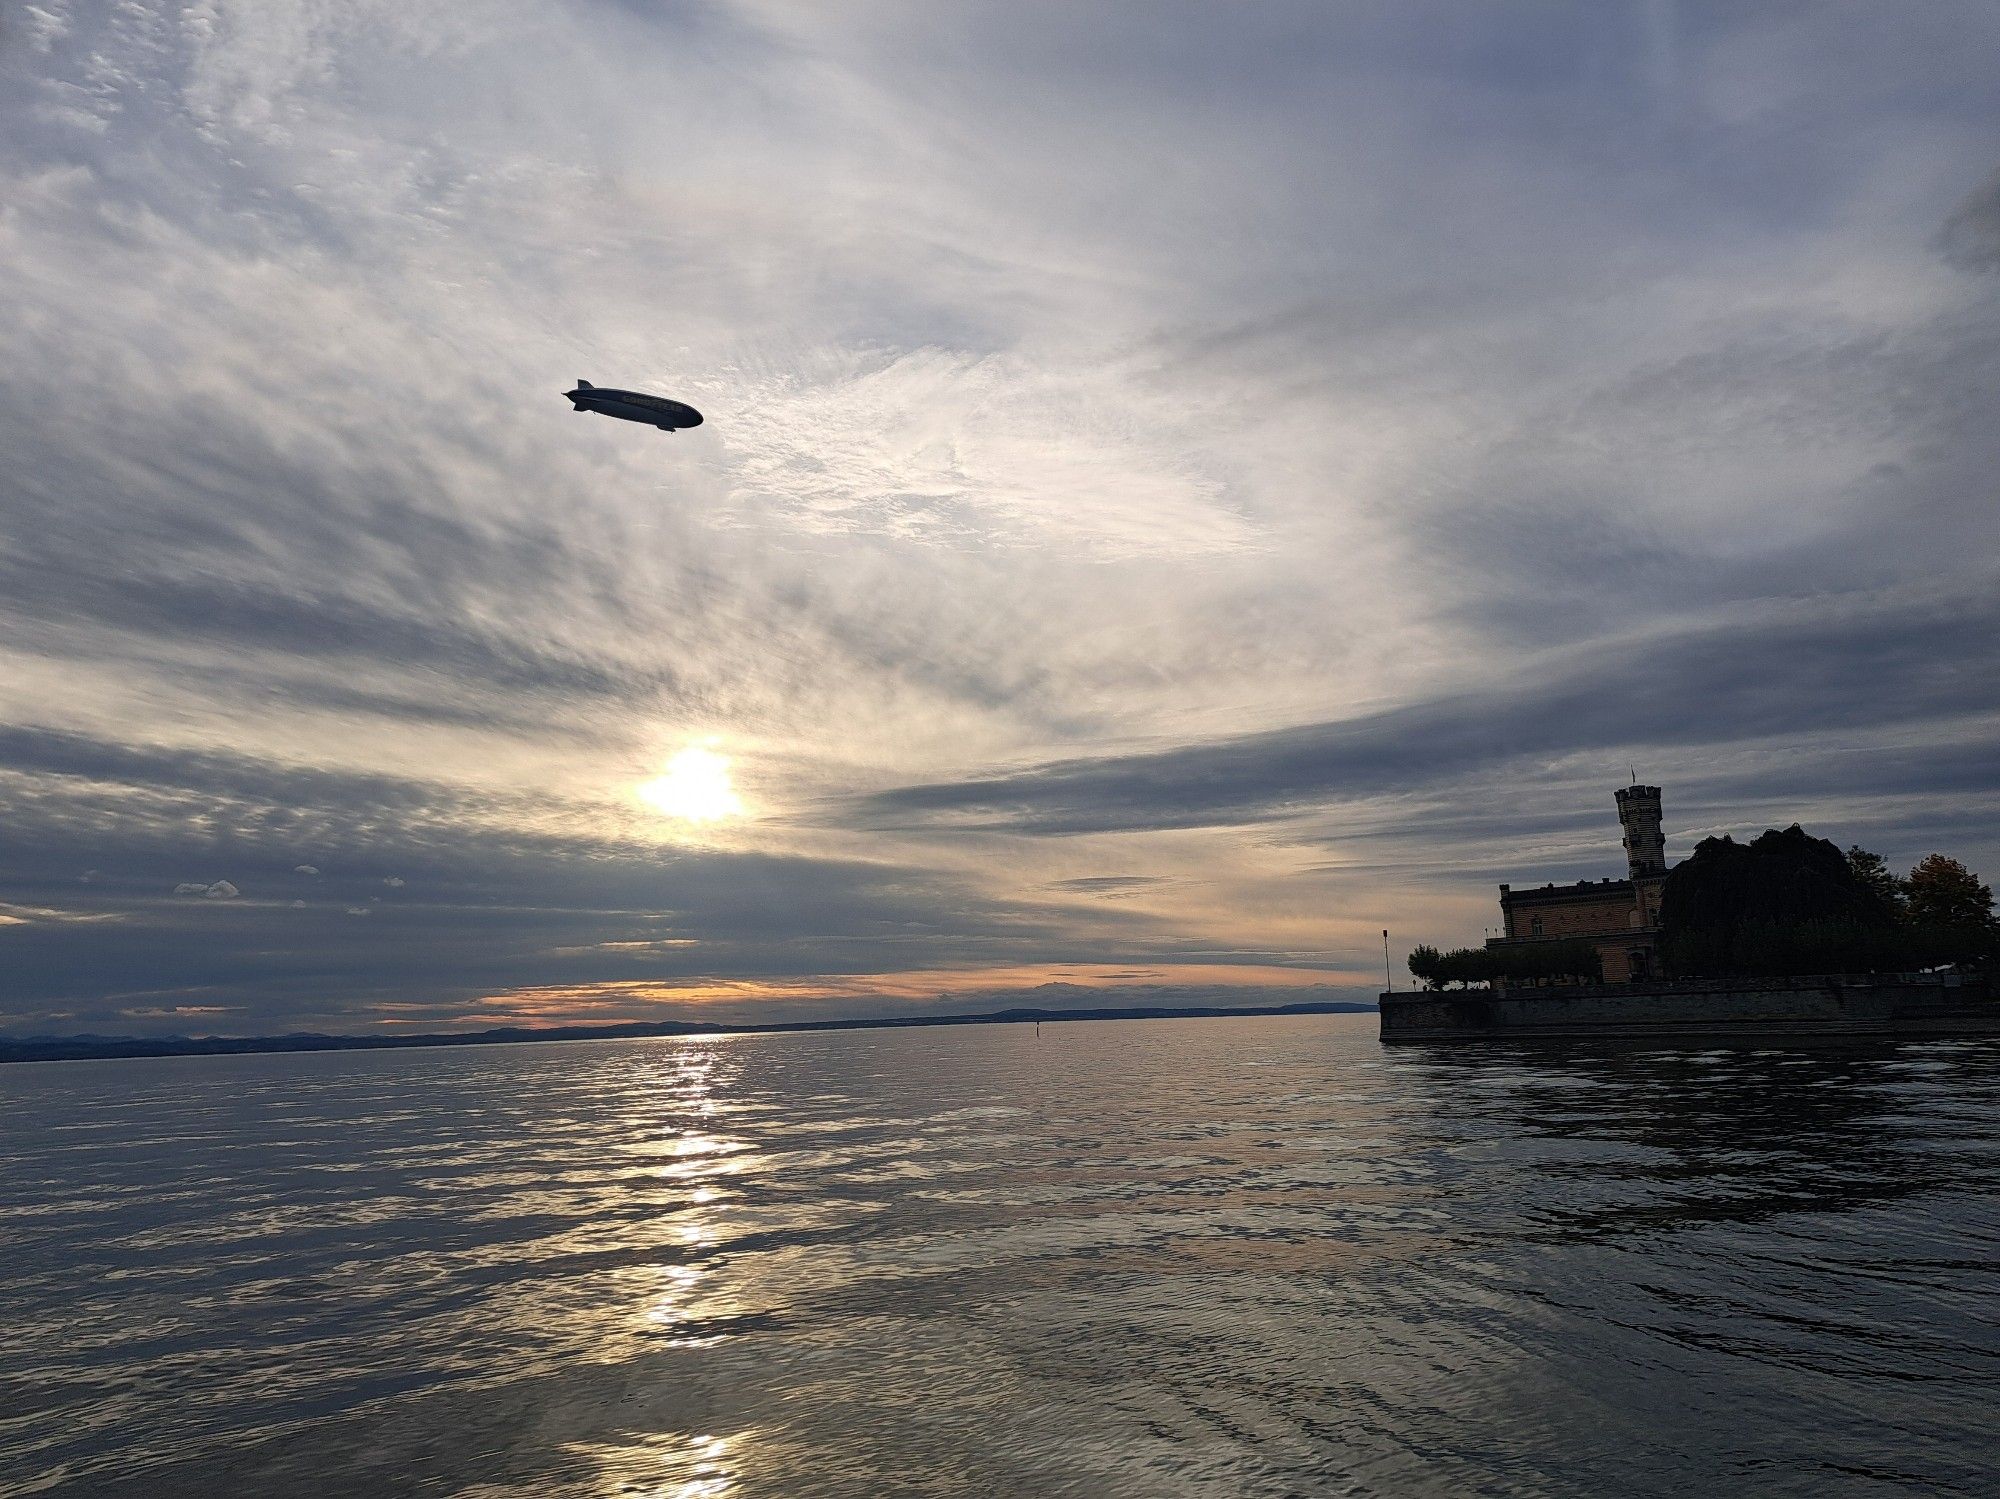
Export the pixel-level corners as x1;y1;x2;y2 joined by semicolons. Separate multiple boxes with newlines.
638;745;745;823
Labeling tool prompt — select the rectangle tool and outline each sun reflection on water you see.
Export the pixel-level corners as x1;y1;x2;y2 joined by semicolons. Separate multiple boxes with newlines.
571;1429;740;1498
604;1048;768;1357
640;1260;731;1348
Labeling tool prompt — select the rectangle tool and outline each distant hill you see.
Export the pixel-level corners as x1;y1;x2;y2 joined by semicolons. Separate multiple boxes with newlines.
0;1001;1377;1065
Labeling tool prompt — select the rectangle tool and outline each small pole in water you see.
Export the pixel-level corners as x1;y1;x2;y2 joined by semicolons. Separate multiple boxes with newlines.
1034;1020;1041;1039
1384;929;1392;993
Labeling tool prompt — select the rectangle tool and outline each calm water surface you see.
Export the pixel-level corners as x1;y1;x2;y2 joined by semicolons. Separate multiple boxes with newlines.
2;1014;1997;1496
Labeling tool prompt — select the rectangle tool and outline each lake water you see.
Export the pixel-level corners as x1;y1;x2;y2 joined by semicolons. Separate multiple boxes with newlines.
2;1014;1996;1496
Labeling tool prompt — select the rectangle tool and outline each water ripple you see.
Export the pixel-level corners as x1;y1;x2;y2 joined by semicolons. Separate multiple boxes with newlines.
3;1017;1998;1496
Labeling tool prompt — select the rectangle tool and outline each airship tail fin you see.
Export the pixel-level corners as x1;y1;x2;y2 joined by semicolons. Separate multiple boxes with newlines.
575;378;593;389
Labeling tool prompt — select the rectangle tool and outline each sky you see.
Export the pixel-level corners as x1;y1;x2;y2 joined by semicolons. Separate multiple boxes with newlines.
2;1;1997;1037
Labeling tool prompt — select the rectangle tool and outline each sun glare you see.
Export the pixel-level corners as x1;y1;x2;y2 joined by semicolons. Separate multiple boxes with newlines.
638;745;746;823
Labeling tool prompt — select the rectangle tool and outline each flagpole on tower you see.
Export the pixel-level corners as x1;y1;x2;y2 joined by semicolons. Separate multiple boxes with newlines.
1383;930;1392;993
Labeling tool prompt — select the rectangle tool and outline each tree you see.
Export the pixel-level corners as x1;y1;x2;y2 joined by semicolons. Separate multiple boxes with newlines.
1437;948;1492;987
1408;940;1602;989
1903;855;1996;931
1844;846;1905;917
1489;939;1602;985
1896;856;1997;969
1407;945;1444;990
1662;826;1898;977
1406;944;1489;989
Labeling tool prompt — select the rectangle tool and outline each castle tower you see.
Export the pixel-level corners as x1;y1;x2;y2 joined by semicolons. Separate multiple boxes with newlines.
1614;784;1666;879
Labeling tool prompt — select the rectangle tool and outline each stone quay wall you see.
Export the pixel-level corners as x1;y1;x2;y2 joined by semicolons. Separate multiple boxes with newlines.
1378;973;1995;1043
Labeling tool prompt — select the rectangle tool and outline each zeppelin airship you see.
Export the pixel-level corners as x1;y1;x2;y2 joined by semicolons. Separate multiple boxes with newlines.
564;380;704;431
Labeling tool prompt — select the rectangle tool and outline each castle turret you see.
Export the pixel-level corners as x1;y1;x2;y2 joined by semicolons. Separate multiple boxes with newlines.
1614;784;1666;878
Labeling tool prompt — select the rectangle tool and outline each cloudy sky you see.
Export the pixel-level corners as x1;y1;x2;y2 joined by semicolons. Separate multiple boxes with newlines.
3;1;1997;1037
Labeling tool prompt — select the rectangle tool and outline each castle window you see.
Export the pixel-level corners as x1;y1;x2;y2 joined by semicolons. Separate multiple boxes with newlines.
1530;917;1543;937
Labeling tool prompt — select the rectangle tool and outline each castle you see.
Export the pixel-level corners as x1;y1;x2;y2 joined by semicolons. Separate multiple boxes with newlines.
1488;784;1669;984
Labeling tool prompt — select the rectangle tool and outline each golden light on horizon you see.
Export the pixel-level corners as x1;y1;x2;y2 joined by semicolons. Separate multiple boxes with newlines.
638;745;746;824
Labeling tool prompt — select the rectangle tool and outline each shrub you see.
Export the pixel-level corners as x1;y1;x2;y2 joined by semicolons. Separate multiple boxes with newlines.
1408;939;1601;988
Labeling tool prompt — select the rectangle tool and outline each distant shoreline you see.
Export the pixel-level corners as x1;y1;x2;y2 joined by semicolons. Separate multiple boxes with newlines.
0;1000;1377;1066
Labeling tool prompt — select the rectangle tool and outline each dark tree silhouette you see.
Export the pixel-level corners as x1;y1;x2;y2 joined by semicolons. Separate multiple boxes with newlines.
1664;827;1996;975
1897;855;1998;968
1845;845;1905;914
1903;855;1995;930
1407;944;1444;989
1661;825;1902;977
1407;940;1601;989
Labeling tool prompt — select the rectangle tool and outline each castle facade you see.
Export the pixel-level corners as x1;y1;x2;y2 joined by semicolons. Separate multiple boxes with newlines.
1489;784;1669;984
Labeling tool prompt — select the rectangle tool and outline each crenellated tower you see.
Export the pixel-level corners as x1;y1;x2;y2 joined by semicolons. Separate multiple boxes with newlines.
1614;784;1666;879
